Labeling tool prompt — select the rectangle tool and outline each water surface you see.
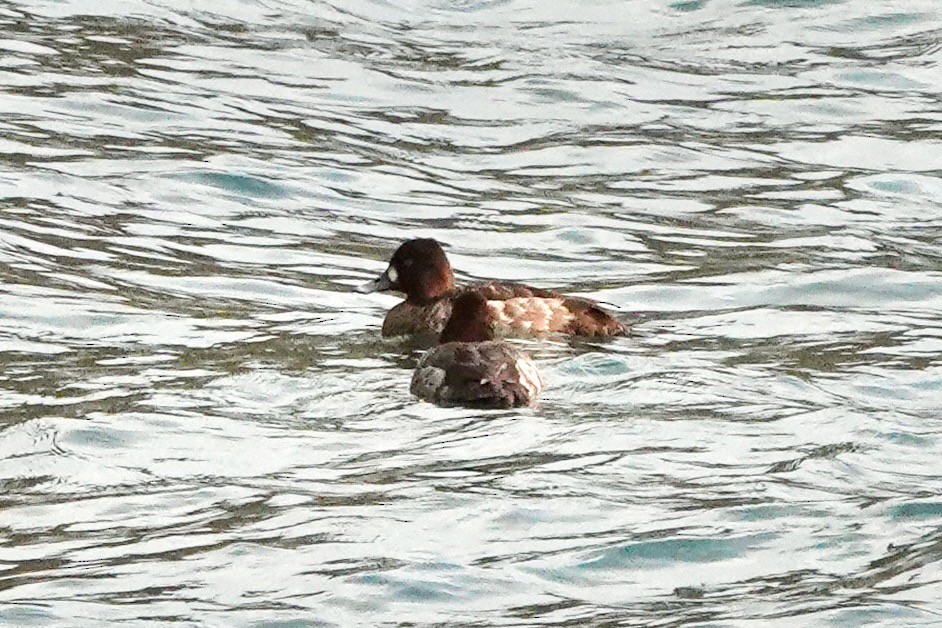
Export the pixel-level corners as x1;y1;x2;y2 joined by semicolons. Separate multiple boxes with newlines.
1;0;941;625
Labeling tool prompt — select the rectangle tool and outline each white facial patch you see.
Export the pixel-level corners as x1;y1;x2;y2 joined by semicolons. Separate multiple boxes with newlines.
386;265;398;284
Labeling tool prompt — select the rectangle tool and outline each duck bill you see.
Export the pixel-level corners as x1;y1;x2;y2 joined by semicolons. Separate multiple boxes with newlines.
356;269;394;294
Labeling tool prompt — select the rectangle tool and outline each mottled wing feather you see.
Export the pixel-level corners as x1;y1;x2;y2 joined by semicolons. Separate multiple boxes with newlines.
383;283;628;338
470;282;628;337
486;296;628;337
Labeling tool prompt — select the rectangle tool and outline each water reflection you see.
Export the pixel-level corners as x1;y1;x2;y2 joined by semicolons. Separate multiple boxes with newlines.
1;0;942;624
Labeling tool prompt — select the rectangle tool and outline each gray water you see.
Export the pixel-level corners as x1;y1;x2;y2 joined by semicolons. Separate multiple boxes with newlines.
1;0;941;625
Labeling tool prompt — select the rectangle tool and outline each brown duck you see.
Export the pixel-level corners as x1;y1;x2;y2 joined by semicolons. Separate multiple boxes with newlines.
356;238;628;338
411;291;543;408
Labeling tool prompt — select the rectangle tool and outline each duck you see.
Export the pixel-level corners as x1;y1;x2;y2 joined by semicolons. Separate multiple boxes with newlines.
411;291;543;408
356;238;628;338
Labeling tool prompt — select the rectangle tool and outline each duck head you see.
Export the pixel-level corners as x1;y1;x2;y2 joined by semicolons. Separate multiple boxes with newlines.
356;238;455;304
439;291;494;343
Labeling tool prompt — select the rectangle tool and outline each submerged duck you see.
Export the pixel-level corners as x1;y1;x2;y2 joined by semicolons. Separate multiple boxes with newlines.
356;238;628;338
411;291;543;408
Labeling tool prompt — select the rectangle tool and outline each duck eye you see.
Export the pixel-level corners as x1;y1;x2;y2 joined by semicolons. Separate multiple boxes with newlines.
403;258;414;267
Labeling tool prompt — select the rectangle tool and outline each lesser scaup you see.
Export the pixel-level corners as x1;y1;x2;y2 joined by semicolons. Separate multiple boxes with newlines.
357;238;628;338
410;291;544;408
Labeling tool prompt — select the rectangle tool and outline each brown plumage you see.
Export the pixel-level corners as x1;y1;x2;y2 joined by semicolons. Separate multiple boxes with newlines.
410;292;544;408
357;239;628;338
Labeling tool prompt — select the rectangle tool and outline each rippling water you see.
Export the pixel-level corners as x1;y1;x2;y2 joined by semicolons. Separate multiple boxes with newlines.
2;0;942;624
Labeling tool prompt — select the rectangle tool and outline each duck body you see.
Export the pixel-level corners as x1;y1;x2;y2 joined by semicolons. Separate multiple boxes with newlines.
408;290;544;408
410;340;543;408
357;239;628;339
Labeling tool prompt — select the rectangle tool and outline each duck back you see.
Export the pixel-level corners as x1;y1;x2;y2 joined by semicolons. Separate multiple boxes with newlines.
411;340;543;408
